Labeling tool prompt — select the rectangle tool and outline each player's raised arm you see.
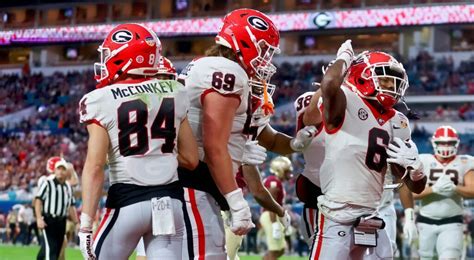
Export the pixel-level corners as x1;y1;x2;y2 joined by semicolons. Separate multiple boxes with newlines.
320;40;353;131
302;89;322;127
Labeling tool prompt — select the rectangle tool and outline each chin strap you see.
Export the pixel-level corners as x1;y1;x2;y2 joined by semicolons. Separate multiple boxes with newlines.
261;80;274;116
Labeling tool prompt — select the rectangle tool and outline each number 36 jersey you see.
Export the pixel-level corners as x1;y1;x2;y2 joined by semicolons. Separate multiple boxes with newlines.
418;154;474;219
179;56;249;175
318;85;411;223
79;79;189;186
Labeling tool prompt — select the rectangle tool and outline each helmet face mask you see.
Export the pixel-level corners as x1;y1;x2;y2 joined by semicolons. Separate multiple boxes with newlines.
431;126;460;159
347;51;408;109
250;39;279;82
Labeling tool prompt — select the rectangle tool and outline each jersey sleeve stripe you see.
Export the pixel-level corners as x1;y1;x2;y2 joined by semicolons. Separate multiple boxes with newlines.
84;119;106;129
200;88;241;106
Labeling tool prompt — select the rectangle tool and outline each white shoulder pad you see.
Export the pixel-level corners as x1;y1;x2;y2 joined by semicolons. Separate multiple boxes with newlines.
187;57;248;97
78;90;107;128
294;91;315;116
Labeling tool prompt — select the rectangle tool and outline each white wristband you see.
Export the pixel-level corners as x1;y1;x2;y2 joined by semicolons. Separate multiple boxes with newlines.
404;208;415;222
224;188;247;212
80;213;93;230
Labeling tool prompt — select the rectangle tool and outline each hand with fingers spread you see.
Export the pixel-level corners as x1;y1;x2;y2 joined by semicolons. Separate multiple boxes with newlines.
387;138;424;181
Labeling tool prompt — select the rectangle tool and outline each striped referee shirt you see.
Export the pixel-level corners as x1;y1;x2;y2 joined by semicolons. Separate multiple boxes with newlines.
35;177;75;218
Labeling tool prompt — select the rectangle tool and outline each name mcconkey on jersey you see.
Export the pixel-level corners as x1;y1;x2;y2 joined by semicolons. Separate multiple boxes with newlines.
111;81;177;99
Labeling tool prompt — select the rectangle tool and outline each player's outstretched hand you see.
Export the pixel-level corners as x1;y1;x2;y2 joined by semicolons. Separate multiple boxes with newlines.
225;188;255;236
290;125;318;152
432;174;456;197
387;138;424;180
336;40;354;71
79;213;96;260
242;141;267;166
403;208;418;244
279;210;291;230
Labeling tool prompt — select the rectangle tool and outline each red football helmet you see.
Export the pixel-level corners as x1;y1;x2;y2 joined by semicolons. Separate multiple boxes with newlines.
345;51;409;109
46;156;62;174
156;56;177;80
216;8;280;82
431;125;460;158
94;23;162;88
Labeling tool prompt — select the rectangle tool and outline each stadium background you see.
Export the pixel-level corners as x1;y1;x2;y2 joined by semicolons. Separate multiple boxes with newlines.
1;0;474;259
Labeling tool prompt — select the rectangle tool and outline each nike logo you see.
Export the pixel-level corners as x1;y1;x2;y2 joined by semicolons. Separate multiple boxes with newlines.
407;157;416;161
393;125;401;129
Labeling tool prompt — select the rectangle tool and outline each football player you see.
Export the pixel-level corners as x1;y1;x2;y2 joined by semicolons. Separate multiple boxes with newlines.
414;125;474;260
309;40;427;259
223;84;317;260
177;9;282;259
77;23;198;260
293;89;325;245
259;156;293;260
135;55;177;260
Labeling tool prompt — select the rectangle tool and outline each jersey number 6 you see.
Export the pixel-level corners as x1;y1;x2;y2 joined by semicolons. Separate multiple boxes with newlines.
117;98;176;156
365;128;390;173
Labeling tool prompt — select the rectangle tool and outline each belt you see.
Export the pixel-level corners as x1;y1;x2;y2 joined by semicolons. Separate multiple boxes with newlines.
43;214;66;219
418;214;463;225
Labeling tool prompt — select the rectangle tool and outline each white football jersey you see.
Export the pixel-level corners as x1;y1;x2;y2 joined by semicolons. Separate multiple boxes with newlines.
419;154;474;219
318;86;411;223
294;91;325;187
178;57;250;175
79;79;189;186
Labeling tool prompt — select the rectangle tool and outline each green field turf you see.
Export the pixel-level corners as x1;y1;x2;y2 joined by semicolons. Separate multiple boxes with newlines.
0;245;307;260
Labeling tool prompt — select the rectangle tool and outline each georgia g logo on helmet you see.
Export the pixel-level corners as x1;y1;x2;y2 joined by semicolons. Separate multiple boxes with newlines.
111;30;133;44
247;16;269;31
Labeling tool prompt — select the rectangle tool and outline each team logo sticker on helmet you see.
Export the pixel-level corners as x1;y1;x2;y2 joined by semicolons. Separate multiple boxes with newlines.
145;36;155;46
136;55;144;64
111;30;133;44
248;16;269;31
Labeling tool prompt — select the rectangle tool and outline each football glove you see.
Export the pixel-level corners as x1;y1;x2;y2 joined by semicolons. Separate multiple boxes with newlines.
432;174;456;197
290;125;317;152
336;40;354;72
279;210;291;231
225;189;255;236
386;138;425;181
242;140;267;166
403;208;418;245
79;213;96;260
272;222;283;240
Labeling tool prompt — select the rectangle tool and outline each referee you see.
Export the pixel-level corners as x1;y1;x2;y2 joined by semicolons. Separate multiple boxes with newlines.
34;158;78;260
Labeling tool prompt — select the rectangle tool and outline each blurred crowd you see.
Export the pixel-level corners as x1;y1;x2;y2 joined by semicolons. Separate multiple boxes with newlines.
0;52;473;196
